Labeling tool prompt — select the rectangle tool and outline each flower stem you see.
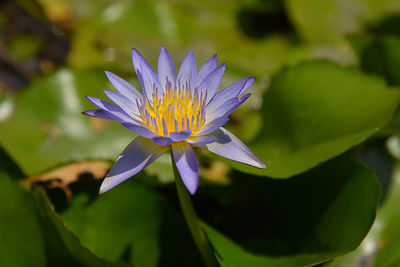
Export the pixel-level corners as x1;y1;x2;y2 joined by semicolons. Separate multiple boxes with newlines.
171;152;219;267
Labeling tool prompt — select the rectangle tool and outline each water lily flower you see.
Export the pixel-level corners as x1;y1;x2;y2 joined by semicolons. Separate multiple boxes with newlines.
83;46;266;195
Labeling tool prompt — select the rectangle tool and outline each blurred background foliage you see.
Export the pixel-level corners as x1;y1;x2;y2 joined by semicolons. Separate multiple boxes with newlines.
1;0;400;266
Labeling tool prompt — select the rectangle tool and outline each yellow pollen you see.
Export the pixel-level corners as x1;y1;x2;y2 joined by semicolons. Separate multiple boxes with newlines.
138;81;206;137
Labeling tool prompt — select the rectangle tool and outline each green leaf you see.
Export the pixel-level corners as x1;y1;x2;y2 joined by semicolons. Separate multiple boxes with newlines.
329;163;400;267
203;156;381;266
0;68;134;175
0;174;46;267
231;61;400;177
362;35;400;86
34;188;131;267
61;177;162;267
0;146;24;179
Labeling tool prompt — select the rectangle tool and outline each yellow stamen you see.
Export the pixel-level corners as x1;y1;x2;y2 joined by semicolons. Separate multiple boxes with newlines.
138;81;206;136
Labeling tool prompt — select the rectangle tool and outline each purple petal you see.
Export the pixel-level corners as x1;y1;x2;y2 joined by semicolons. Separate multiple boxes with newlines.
221;93;251;118
169;130;192;141
207;93;251;121
177;51;196;91
195;117;229;136
105;71;142;101
103;89;140;118
172;142;199;194
239;76;255;95
100;136;169;193
140;57;163;97
82;109;123;122
158;46;176;90
85;96;134;123
207;97;239;121
186;136;216;145
122;122;157;139
131;48;145;89
204;127;266;169
151;136;174;146
195;54;217;87
198;63;226;104
207;76;254;112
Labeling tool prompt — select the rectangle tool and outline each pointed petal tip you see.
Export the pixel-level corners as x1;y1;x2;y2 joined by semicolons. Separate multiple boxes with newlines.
104;70;114;81
81;110;91;116
254;160;267;169
131;48;140;54
99;180;112;194
187;184;197;195
104;70;115;80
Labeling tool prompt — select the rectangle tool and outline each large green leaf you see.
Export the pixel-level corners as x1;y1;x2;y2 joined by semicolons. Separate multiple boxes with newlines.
34;188;131;267
330;163;400;267
0;174;46;267
61;177;161;267
230;61;400;177
0;68;134;175
202;156;381;266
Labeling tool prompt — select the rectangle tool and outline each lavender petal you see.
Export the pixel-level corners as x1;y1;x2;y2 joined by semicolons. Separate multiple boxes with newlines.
103;89;140;118
140;57;163;97
195;53;218;87
131;48;145;89
122;122;157;139
195;117;229;136
186;136;217;145
177;50;196;91
198;63;226;103
100;136;169;193
82;109;122;122
169;130;192;141
206;93;251;121
207;76;254;112
85;96;134;123
151;136;174;146
105;71;142;101
158;46;176;90
204;127;266;169
172;142;199;194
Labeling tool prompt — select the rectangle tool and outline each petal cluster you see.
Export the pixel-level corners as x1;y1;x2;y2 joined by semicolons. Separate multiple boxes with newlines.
83;46;266;194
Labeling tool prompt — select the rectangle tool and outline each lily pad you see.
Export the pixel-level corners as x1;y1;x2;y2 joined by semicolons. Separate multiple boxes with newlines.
329;163;400;267
231;61;400;177
202;156;381;266
34;188;131;267
61;177;162;267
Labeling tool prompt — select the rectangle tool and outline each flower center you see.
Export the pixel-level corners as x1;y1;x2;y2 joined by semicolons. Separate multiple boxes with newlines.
137;80;206;136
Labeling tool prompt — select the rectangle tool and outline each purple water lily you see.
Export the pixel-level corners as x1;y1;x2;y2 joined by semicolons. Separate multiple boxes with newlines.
83;46;266;195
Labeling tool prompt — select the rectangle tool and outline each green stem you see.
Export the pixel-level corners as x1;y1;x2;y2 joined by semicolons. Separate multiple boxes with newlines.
171;152;219;267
